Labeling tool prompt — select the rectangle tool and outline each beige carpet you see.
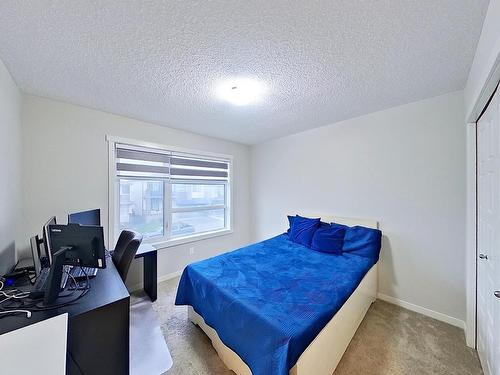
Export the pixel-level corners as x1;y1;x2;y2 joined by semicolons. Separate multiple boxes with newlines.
149;277;482;375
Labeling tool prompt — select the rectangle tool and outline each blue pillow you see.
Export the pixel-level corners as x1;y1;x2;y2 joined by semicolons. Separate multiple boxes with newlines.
342;225;382;264
286;216;328;234
310;223;346;255
289;215;321;247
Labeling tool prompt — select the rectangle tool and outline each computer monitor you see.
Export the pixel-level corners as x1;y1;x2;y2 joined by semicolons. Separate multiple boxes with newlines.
68;209;101;226
30;235;43;276
48;224;106;269
42;216;57;264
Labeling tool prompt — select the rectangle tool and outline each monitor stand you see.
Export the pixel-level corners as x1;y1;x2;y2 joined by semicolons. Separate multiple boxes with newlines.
44;246;72;305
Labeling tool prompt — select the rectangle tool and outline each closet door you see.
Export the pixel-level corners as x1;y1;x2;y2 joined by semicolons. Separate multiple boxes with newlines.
477;87;500;375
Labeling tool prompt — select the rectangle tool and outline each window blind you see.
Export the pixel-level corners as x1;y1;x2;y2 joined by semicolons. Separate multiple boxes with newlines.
115;144;229;181
116;145;171;179
170;154;228;181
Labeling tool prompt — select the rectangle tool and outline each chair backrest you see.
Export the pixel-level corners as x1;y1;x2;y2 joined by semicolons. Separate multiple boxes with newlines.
112;230;143;281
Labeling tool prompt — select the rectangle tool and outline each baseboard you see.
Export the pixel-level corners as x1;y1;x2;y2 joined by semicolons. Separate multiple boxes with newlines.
129;269;183;292
377;292;465;330
157;269;183;283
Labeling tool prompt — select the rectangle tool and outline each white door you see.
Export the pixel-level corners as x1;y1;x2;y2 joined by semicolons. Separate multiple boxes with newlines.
477;87;500;375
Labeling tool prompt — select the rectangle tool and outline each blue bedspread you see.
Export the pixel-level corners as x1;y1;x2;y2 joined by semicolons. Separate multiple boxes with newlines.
175;234;376;375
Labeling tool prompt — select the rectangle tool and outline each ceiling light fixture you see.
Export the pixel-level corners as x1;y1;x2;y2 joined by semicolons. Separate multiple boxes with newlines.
216;78;267;106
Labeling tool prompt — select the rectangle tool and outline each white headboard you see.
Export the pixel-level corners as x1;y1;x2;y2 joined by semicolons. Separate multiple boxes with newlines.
293;213;379;229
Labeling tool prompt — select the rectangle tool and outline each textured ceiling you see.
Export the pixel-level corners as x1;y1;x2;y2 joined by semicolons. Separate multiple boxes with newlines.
0;1;489;144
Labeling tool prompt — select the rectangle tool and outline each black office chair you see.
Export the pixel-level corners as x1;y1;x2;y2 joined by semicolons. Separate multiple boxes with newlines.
112;230;143;281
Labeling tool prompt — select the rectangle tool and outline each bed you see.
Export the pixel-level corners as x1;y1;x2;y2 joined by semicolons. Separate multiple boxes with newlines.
175;214;379;375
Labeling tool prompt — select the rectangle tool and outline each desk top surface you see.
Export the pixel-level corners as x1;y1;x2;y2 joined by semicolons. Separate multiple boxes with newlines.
0;260;129;335
135;243;156;257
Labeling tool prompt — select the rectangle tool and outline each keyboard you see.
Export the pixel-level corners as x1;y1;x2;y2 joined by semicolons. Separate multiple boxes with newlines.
70;266;98;280
30;265;71;298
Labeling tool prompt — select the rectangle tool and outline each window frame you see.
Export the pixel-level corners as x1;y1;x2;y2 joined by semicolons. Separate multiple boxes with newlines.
107;136;233;250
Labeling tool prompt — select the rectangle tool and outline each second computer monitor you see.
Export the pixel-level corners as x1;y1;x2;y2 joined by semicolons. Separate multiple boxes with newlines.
43;216;57;263
68;208;100;226
48;224;106;269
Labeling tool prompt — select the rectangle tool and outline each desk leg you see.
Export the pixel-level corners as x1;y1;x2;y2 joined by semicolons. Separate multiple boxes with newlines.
143;250;157;302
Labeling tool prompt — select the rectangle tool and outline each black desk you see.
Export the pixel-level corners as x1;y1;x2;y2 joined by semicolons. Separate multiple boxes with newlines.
0;261;130;375
135;244;157;302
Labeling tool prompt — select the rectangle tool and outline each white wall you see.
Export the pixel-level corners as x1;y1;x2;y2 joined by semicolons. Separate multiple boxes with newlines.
0;58;21;275
21;95;252;287
464;0;500;122
251;91;467;323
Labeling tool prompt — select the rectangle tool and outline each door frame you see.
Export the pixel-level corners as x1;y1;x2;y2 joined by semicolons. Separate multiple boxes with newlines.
466;84;500;348
465;121;477;348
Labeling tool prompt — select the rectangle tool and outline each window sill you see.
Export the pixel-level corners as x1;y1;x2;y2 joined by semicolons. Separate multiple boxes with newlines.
148;228;233;251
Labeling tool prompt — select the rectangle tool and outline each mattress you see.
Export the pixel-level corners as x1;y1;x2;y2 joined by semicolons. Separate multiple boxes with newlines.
175;234;376;375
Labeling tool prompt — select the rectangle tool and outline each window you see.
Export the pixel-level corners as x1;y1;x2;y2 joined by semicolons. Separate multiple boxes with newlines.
171;183;226;237
111;140;231;245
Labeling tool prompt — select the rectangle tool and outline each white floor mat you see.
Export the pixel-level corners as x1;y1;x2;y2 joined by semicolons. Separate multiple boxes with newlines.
130;299;173;375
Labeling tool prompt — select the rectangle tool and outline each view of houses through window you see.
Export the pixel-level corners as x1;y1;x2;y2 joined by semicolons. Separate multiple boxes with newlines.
119;180;227;239
119;179;164;238
171;183;226;237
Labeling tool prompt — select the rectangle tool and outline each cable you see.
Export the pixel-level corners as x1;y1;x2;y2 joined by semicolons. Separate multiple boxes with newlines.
0;291;30;301
82;266;90;289
0;289;30;307
67;270;78;289
0;268;89;313
0;295;14;305
0;290;31;317
0;288;33;314
0;265;93;315
31;267;90;311
0;289;30;298
0;310;31;319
